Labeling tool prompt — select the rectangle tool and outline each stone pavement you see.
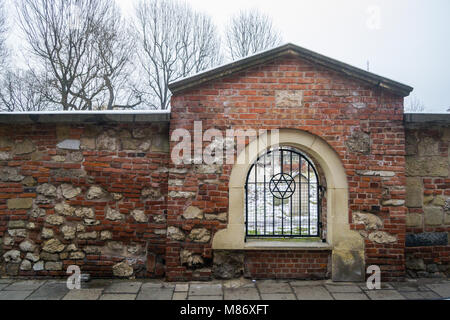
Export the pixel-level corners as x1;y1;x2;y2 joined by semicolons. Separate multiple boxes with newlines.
0;277;448;300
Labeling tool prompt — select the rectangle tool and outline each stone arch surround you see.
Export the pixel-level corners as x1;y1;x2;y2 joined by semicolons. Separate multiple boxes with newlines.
212;128;365;281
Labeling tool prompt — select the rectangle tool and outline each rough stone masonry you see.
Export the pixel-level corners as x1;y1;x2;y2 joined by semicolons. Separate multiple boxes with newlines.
0;44;448;282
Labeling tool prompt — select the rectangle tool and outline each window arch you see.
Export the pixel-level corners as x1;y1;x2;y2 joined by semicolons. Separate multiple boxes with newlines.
245;146;323;239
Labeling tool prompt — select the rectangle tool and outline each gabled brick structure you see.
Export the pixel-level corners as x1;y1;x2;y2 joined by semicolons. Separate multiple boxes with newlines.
0;44;448;282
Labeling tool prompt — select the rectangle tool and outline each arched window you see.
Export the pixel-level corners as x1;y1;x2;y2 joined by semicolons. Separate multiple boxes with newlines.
245;146;323;239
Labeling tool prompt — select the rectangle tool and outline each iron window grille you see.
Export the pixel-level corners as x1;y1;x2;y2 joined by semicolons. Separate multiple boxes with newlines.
245;146;323;239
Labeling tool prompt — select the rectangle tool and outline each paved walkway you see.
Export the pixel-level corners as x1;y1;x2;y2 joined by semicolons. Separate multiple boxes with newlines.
0;277;449;300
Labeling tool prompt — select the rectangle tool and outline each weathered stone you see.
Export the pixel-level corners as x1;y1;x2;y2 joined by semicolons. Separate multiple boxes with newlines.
52;155;66;162
35;194;52;205
382;199;405;206
19;240;36;252
406;177;423;208
0;151;11;160
83;246;100;254
353;212;383;231
78;231;98;240
183;206;203;220
106;207;124;221
151;134;170;153
432;195;447;207
69;251;85;260
28;204;45;218
36;183;57;197
83;219;100;226
418;136;439;156
107;241;124;251
368;231;397;244
96;132;118;151
66;151;84;162
7;229;27;238
7;198;33;209
41;228;54;239
42;239;66;253
25;253;39;263
111;193;123;201
168;191;196;199
195;164;222;174
424;206;443;226
0;167;24;182
142;187;162;199
61;225;76;240
13;139;35;155
55;203;76;216
45;262;63;271
3;235;14;246
213;251;244;279
76;224;85;232
57;139;81;150
406;156;448;177
138;141;151;152
406;258;426;271
20;259;32;271
405;232;448;247
40;252;59;261
8;220;26;229
112;261;133;277
423;195;434;205
180;249;204;268
275;90;303;107
3;250;21;263
66;244;78;252
80;137;95;150
121;138;138;150
131;209;148;223
22;176;37;187
100;230;113;240
356;170;395;177
406;213;422;227
86;185;107;200
75;207;95;219
26;222;36;230
188;228;211;243
167;226;185;241
5;263;19;276
153;214;166;223
33;261;44;271
45;215;64;226
346;131;370;154
60;184;81;199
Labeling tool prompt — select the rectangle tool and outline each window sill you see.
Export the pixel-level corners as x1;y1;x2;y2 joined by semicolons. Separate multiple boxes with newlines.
244;240;332;251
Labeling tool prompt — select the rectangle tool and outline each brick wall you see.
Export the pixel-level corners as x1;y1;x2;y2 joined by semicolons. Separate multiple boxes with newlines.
0;122;169;278
404;123;450;277
169;54;407;281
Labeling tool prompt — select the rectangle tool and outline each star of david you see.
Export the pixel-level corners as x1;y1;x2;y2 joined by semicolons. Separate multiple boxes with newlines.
269;173;296;199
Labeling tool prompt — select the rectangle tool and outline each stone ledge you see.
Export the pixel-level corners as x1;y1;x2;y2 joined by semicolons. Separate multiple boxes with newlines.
244;240;332;251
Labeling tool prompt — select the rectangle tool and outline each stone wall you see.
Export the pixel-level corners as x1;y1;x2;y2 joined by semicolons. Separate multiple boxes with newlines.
0;122;169;278
405;123;450;277
169;55;407;281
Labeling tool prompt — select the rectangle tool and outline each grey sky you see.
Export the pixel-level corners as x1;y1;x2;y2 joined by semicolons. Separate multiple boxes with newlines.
118;0;450;113
6;0;449;112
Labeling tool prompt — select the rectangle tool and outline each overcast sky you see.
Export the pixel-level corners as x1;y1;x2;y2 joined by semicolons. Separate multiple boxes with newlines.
117;0;450;113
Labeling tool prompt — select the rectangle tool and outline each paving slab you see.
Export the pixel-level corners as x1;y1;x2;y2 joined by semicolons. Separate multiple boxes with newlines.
0;290;33;300
289;280;326;287
326;285;362;293
332;293;369;300
257;281;292;294
188;295;223;300
26;281;69;300
63;289;103;300
81;279;113;289
3;280;45;291
400;291;441;300
261;293;296;300
173;292;188;300
224;287;260;300
189;283;223;296
0;279;13;284
137;287;173;300
175;284;189;292
365;290;406;300
360;283;394;290
293;286;333;300
426;283;450;298
99;294;137;300
104;281;142;294
0;283;9;290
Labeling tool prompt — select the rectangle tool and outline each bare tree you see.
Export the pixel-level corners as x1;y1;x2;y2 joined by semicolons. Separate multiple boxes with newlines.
0;0;8;72
0;69;50;112
405;95;425;113
225;9;282;60
15;0;140;111
134;0;222;110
